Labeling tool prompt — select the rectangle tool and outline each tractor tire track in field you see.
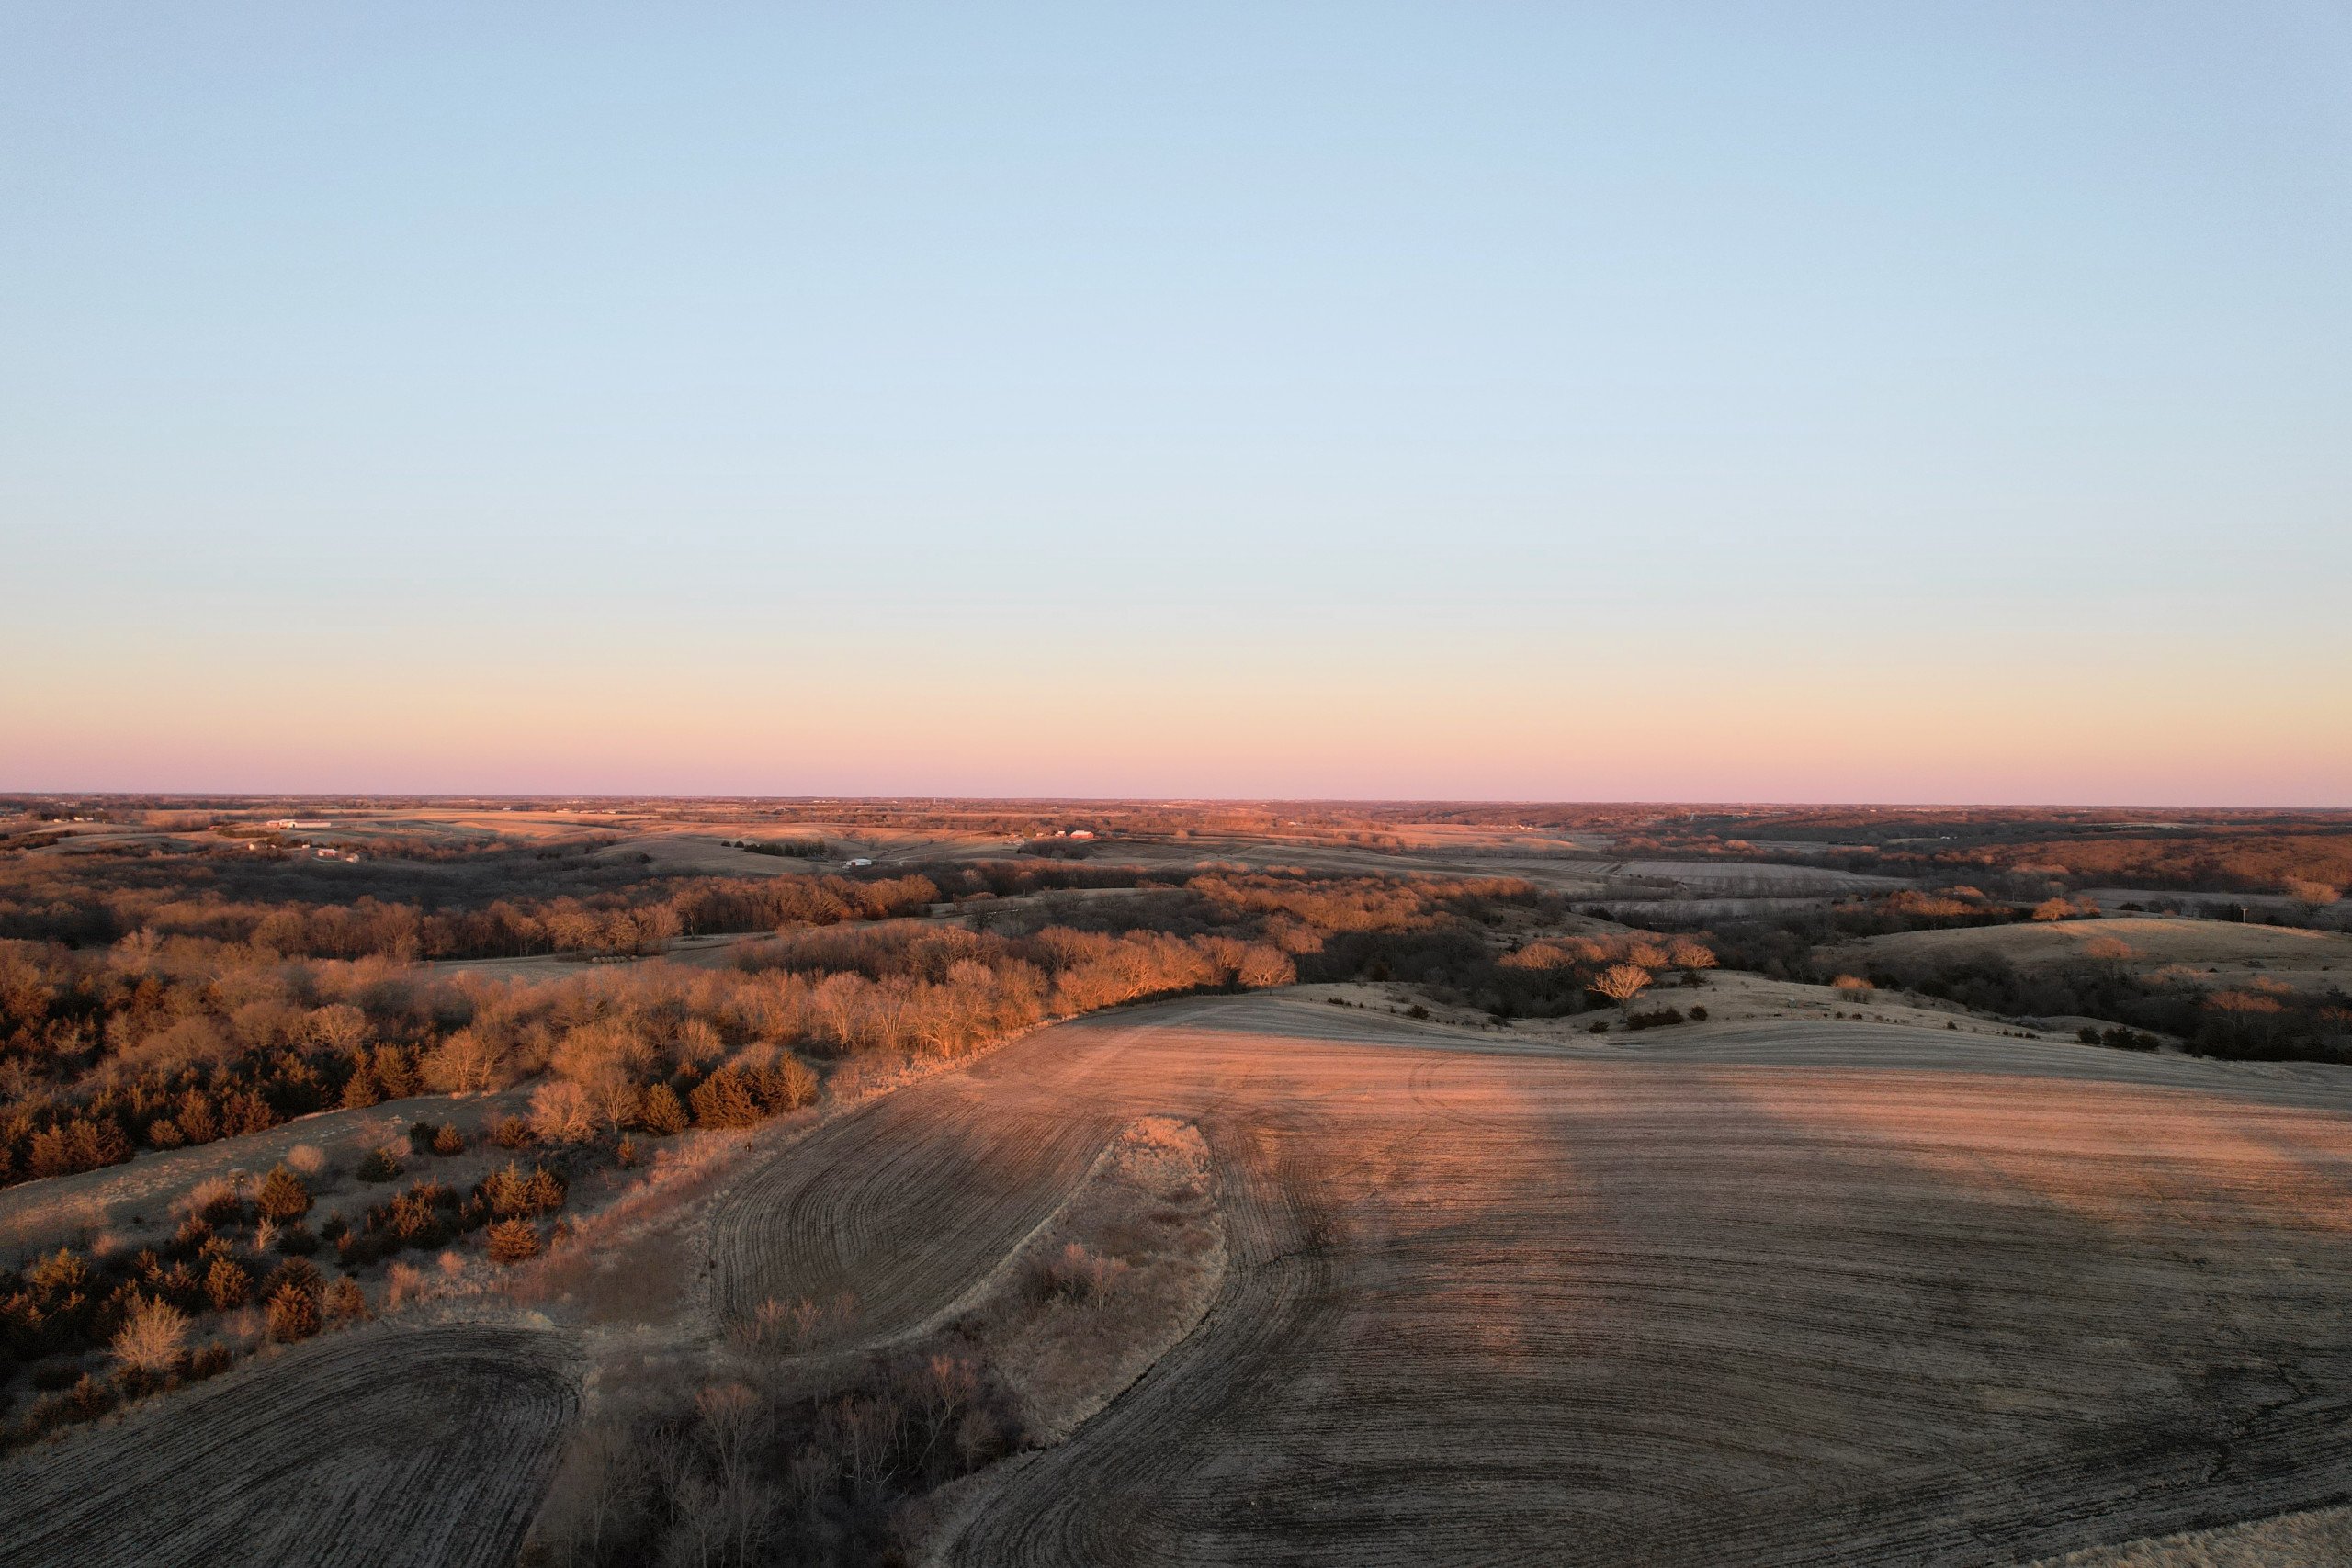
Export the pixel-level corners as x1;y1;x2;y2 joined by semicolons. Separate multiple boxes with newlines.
0;1321;576;1568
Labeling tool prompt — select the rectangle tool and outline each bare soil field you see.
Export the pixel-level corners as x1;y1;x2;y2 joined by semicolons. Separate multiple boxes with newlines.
703;994;2352;1565
708;1071;1125;1351
0;1320;576;1568
1840;915;2352;990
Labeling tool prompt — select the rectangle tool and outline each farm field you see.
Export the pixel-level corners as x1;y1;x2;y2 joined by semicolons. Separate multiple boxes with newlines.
0;1321;575;1568
1839;915;2352;989
700;994;2352;1566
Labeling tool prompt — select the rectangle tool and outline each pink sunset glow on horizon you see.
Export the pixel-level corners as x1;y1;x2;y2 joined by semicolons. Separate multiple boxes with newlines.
3;6;2346;805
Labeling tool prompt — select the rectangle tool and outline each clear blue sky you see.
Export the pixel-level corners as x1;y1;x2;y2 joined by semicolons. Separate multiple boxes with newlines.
3;4;2346;801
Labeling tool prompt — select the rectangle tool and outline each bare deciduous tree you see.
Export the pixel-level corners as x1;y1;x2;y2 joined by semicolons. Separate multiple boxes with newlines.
1668;938;1717;972
110;1295;188;1374
1592;963;1652;1008
529;1078;596;1144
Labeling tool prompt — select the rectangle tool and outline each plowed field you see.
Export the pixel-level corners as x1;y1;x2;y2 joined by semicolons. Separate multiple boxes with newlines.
0;1323;575;1568
708;996;2352;1565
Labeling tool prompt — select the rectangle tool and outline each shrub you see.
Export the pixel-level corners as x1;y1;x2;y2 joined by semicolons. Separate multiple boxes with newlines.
2031;897;2099;921
111;1295;189;1375
751;1056;820;1115
266;1281;321;1341
481;1161;565;1218
255;1164;312;1223
492;1114;535;1150
615;1135;640;1168
639;1084;688;1136
739;1293;843;1353
323;1276;369;1325
28;1246;88;1296
529;1079;596;1145
31;1362;83;1393
1625;1007;1686;1031
265;1257;322;1301
486;1220;541;1265
338;1067;380;1111
204;1256;251;1311
1669;938;1718;973
355;1148;402;1183
276;1222;318;1256
1590;963;1652;1008
378;1179;458;1247
192;1177;244;1224
690;1068;763;1130
1689;1005;1709;1021
1027;1242;1128;1306
431;1123;466;1156
44;1373;119;1427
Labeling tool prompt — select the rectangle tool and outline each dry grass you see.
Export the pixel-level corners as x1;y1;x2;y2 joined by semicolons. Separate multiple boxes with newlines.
1840;914;2352;990
957;1116;1225;1443
2036;1504;2352;1566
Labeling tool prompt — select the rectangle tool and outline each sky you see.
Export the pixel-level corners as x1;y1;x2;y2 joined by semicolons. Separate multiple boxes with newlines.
2;3;2347;804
